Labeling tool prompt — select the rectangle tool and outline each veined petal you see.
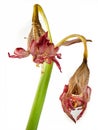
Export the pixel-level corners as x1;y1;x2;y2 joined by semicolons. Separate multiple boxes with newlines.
8;48;30;58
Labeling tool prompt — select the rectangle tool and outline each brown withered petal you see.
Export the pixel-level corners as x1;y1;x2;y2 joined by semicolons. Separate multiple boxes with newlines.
27;22;45;48
67;60;90;96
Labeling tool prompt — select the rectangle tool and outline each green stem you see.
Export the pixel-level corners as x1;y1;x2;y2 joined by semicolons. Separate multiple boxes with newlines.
26;64;53;130
26;4;53;130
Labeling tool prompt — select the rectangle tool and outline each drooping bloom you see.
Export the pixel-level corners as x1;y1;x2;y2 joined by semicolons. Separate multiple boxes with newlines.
60;60;91;123
8;17;62;71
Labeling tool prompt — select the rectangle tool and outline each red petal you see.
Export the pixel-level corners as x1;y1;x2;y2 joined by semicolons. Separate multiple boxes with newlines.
8;48;30;58
65;111;76;123
76;103;87;121
62;101;76;123
52;58;62;72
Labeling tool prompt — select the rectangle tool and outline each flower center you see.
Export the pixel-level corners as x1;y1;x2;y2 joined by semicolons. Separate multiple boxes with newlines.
72;85;81;95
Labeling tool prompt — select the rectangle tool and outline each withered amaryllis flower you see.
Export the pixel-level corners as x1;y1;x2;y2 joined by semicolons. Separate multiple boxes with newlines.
8;3;62;72
60;60;91;123
8;32;62;71
8;32;61;71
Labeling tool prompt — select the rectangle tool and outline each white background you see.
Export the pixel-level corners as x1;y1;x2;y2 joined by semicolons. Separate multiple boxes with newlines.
0;0;98;129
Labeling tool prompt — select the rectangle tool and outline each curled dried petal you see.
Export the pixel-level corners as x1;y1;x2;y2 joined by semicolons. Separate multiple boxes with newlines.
8;48;30;58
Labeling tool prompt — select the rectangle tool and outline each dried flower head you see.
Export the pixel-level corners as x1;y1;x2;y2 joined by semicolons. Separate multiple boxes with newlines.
60;60;91;123
8;5;62;71
8;32;61;71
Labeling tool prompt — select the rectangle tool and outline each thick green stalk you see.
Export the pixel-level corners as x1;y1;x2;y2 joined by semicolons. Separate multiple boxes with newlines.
26;4;53;130
26;63;53;130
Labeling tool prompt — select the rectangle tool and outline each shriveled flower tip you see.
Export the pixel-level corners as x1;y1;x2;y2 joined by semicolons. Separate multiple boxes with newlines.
60;61;91;122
